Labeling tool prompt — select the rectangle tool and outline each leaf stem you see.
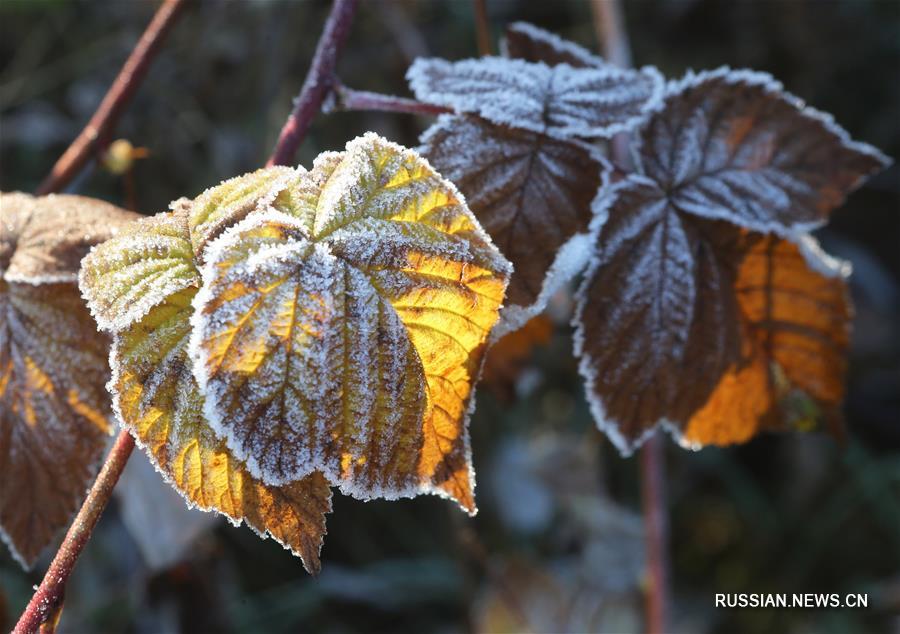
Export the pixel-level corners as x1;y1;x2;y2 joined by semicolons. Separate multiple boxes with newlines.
591;1;671;631
266;0;359;167
35;0;186;195
330;83;452;116
13;431;136;634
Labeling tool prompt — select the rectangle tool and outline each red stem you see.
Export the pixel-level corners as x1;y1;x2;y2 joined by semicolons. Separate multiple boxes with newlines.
591;0;671;631
331;84;452;116
14;432;136;634
35;0;186;195
267;0;359;166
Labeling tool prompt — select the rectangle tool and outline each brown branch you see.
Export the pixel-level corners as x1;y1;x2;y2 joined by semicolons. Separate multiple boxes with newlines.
640;435;670;634
14;431;136;634
591;0;632;69
591;1;670;632
472;0;493;57
266;0;359;167
35;0;186;195
331;84;452;116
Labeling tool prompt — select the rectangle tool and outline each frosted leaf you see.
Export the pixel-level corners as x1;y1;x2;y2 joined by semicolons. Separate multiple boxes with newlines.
0;282;113;567
110;287;332;573
79;207;199;332
575;177;855;453
188;166;303;257
638;67;891;234
406;56;663;139
573;177;741;454
0;191;137;283
502;22;608;69
191;133;511;513
682;231;851;446
0;191;135;568
420;114;604;331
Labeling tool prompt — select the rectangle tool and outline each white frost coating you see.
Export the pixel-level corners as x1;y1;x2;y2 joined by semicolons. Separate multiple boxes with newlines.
492;231;592;339
502;21;608;68
794;232;852;280
0;523;32;570
406;57;664;140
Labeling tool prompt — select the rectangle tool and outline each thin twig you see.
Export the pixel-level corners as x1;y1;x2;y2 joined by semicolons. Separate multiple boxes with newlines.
331;83;452;116
591;1;671;632
14;432;136;634
591;0;632;68
35;0;186;195
640;435;670;634
472;0;492;56
267;0;359;166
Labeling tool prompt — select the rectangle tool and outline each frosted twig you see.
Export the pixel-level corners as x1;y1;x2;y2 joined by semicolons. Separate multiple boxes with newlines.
13;432;136;634
591;1;671;631
267;0;359;166
35;0;186;195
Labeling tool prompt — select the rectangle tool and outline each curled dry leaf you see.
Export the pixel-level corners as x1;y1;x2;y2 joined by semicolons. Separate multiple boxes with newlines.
190;134;510;512
0;192;137;567
421;114;604;332
407;56;663;140
80;134;510;571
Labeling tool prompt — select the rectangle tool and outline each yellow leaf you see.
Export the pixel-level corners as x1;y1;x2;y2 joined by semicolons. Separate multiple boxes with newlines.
112;287;332;573
191;133;511;512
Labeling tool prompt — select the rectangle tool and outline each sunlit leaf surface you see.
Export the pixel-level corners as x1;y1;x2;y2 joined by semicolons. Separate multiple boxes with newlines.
112;288;332;573
191;134;511;512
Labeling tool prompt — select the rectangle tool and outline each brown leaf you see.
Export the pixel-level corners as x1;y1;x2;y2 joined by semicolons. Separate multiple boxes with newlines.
421;115;604;327
1;192;136;283
0;191;138;567
407;56;663;140
639;68;890;234
0;282;113;566
576;177;853;452
574;178;741;452
502;22;606;69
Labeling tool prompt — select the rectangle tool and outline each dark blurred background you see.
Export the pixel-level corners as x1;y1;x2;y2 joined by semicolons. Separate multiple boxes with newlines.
1;1;898;633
